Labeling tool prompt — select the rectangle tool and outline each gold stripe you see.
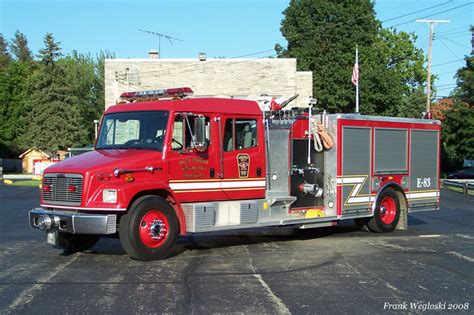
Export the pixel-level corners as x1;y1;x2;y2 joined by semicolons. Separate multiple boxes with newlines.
222;178;265;181
169;177;265;183
223;187;265;191
174;189;222;193
173;187;265;193
170;179;221;183
407;190;439;193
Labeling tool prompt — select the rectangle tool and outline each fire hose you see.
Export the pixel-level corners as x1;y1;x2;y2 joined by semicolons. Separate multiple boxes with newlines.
311;120;334;152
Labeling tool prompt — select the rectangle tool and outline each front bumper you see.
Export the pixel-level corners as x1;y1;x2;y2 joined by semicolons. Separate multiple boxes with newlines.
29;208;117;234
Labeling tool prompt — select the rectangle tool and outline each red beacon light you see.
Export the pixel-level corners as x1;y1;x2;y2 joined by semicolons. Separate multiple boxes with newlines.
119;87;193;102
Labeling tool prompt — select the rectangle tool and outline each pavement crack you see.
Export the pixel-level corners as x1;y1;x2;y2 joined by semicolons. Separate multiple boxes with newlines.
181;256;203;315
242;242;291;315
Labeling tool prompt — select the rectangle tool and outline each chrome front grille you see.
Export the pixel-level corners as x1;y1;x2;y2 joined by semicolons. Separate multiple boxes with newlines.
42;173;83;206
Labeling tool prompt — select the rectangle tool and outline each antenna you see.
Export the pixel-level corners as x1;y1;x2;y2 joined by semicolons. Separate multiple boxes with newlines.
138;29;183;58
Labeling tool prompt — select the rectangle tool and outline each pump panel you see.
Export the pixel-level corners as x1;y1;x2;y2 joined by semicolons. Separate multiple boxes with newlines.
290;139;324;208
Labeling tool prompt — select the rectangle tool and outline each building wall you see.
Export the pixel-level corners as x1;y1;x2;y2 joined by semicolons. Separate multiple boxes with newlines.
21;151;49;174
104;58;313;109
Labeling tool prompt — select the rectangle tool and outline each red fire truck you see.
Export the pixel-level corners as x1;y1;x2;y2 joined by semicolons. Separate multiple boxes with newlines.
29;88;441;260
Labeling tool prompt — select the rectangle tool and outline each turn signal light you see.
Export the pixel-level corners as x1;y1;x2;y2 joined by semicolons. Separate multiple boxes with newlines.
124;173;134;182
43;185;52;192
68;185;77;192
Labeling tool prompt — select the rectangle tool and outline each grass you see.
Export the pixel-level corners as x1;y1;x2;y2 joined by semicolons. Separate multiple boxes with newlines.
6;180;41;187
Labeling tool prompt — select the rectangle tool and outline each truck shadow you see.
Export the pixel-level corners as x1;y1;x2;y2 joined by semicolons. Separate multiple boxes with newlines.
85;219;425;259
85;224;361;257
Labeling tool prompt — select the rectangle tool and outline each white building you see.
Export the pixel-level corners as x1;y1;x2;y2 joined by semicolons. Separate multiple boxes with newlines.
104;53;313;109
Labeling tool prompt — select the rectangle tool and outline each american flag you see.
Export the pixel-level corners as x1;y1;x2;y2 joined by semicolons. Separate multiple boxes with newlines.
351;62;359;85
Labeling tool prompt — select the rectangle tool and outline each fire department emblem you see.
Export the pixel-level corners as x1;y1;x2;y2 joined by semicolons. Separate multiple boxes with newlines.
237;154;250;178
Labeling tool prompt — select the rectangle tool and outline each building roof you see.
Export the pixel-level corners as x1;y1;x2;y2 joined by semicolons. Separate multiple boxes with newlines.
105;97;262;116
19;148;51;159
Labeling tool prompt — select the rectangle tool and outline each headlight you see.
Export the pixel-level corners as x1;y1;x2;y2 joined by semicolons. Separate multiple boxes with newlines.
102;189;117;203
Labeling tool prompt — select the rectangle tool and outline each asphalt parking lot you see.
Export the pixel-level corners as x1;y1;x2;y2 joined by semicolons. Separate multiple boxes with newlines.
0;184;472;314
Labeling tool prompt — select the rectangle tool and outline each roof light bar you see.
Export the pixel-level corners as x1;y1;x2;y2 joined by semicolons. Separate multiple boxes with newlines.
120;87;193;101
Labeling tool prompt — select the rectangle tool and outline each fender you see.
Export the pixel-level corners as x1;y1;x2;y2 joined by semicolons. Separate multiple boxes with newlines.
123;183;187;236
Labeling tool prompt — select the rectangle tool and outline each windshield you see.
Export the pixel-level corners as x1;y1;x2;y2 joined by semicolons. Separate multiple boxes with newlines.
96;111;169;151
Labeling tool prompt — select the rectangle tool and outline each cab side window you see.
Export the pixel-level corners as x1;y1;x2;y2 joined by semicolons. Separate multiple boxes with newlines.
172;114;211;151
224;118;257;151
171;116;184;151
236;119;257;149
224;119;234;152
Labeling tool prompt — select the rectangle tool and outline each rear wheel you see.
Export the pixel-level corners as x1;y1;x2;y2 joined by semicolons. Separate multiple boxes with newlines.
119;196;178;261
367;188;400;233
57;233;100;253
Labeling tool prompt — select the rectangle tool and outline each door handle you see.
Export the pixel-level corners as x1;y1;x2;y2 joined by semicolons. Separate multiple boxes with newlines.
210;168;215;178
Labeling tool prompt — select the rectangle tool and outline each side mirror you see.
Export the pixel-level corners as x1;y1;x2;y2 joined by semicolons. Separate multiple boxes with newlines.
194;116;208;152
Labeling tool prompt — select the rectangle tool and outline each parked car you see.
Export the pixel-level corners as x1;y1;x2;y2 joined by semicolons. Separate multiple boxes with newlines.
447;168;474;179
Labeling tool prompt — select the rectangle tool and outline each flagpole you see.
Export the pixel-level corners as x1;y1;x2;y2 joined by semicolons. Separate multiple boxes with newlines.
355;45;359;114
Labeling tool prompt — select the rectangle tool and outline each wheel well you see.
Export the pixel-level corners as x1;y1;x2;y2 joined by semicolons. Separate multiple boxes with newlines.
375;183;408;231
125;190;185;235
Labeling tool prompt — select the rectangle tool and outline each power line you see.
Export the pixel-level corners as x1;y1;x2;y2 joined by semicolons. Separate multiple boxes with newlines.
288;1;454;41
432;59;464;67
440;38;471;49
118;53;278;84
435;30;471;37
436;25;472;34
437;38;463;61
437;33;472;40
130;49;276;77
436;83;457;87
383;1;453;24
388;2;473;28
125;2;461;81
115;2;468;91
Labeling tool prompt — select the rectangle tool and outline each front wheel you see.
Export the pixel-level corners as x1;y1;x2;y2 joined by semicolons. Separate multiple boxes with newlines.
119;196;179;261
367;188;401;233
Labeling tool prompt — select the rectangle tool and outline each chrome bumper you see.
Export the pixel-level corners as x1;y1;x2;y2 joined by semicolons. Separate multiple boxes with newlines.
29;208;117;234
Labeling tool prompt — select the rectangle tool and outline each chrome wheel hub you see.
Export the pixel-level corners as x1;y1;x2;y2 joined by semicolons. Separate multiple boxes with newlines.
148;219;167;240
380;206;387;215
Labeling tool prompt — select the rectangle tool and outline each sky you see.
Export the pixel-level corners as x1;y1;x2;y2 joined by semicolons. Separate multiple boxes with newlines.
0;0;472;98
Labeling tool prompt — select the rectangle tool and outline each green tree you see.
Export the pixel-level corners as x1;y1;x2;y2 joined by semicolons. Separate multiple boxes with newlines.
277;0;427;116
0;31;33;152
19;33;87;151
453;55;473;106
10;30;32;62
440;52;474;171
0;33;11;69
0;61;31;144
60;51;108;142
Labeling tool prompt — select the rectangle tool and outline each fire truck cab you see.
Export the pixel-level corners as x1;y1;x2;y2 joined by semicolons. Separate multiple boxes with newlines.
29;89;441;260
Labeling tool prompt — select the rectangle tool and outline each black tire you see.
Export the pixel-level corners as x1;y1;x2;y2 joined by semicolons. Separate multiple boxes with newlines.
119;196;179;261
367;188;401;233
57;233;100;253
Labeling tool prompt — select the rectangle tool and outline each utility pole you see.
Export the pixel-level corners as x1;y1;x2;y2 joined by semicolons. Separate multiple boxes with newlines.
138;29;183;58
416;19;450;114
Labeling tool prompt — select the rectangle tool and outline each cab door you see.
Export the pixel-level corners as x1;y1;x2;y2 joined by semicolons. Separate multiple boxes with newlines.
221;115;266;200
168;112;226;202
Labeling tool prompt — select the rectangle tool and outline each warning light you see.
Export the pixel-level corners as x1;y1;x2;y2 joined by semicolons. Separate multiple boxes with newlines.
120;87;193;102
